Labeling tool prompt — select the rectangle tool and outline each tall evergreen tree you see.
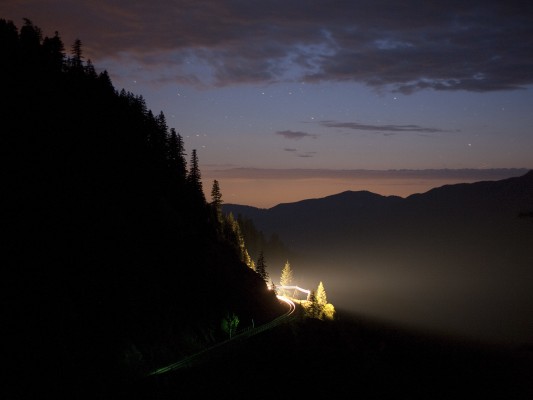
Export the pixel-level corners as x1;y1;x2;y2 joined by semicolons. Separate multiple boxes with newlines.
187;149;205;201
85;59;97;78
42;31;64;74
306;290;321;319
20;18;42;49
96;70;114;93
222;212;250;268
156;110;168;133
280;260;293;288
167;128;187;180
211;179;223;221
316;281;327;306
234;217;255;270
19;18;42;70
255;250;269;284
221;312;239;339
148;110;168;164
70;38;83;69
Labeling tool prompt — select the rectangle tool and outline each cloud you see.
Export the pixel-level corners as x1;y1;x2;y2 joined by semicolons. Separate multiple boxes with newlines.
297;151;317;158
3;0;532;92
319;120;453;134
282;147;316;158
276;130;317;140
203;167;529;181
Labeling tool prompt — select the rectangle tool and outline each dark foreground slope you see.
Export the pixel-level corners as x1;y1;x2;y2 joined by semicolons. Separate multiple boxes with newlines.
131;309;533;399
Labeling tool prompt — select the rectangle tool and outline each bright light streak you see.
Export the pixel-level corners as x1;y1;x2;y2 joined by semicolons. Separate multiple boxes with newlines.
277;285;310;295
276;295;296;315
277;285;311;300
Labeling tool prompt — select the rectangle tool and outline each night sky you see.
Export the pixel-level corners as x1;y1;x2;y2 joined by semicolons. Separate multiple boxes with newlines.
3;1;532;207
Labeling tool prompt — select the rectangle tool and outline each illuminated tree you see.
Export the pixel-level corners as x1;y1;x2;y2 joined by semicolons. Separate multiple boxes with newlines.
224;213;255;269
240;242;255;270
306;290;321;319
280;261;293;293
221;312;239;339
308;282;335;320
255;250;269;284
316;281;327;306
323;303;336;320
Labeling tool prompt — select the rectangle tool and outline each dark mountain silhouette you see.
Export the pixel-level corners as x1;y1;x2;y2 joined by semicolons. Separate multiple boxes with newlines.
224;171;533;345
2;18;284;398
225;171;533;252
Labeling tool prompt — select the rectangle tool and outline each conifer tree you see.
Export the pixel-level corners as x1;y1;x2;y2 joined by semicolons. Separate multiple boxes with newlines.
221;312;239;339
85;59;97;78
187;149;205;202
42;31;64;73
211;179;223;221
255;250;269;284
316;281;327;306
135;94;148;115
97;70;114;93
306;290;321;319
222;213;253;268
152;111;168;158
70;38;83;69
20;18;42;49
156;110;168;133
167;128;187;181
280;260;293;290
224;212;238;241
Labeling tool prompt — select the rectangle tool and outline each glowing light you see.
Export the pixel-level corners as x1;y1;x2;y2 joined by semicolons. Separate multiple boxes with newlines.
277;285;310;295
276;295;296;315
277;285;311;300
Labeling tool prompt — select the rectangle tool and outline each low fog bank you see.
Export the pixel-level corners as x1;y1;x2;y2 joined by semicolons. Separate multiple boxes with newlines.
294;245;533;347
231;173;533;347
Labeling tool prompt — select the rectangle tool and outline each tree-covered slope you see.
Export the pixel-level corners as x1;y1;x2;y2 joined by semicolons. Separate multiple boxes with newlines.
2;18;284;397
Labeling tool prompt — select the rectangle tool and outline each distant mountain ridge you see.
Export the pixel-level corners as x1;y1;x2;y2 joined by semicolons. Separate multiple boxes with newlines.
223;170;533;253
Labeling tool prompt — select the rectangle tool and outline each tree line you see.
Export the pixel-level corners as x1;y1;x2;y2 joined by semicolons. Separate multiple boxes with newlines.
2;18;285;396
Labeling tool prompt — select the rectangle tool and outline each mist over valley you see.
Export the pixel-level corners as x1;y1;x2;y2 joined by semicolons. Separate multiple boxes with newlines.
224;171;533;346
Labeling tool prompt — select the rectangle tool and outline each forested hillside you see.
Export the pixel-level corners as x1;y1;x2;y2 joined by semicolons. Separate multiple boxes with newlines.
2;18;284;397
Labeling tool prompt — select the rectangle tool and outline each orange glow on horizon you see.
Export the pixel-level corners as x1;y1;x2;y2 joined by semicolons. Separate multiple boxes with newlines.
202;175;494;208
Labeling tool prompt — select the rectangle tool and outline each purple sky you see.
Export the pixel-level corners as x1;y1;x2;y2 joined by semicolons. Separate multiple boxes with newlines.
3;1;532;207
